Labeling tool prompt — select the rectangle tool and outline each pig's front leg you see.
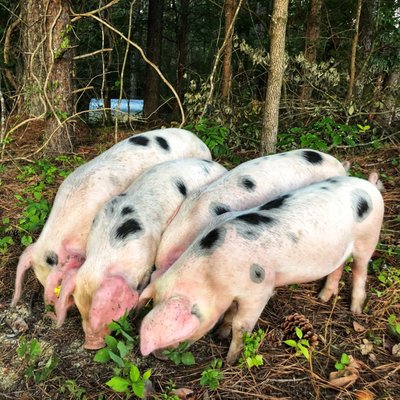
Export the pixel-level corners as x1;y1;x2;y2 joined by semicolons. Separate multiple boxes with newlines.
226;286;274;365
217;301;238;339
318;264;344;303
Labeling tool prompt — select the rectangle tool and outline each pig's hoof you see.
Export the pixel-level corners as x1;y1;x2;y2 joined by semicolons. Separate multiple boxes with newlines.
83;340;105;350
350;304;363;314
318;289;334;303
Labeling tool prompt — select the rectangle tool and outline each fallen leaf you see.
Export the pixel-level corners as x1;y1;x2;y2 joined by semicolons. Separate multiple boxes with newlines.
354;389;375;400
171;388;194;399
328;355;362;388
353;321;366;332
360;339;373;355
392;343;400;357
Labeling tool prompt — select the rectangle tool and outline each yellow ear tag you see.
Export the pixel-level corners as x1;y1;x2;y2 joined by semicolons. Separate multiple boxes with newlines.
54;285;61;297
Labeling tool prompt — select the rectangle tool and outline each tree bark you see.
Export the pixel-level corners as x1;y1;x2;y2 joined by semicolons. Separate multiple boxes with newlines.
143;0;165;119
378;66;400;127
299;0;323;102
260;0;289;155
221;0;235;100
43;0;75;154
346;0;362;102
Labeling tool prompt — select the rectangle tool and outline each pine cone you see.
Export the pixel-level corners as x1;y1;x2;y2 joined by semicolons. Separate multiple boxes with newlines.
281;313;319;349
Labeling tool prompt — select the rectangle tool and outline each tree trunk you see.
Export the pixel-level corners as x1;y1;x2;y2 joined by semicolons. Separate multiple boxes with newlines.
143;0;165;120
260;0;289;155
18;0;74;154
43;0;75;154
221;0;235;100
173;0;189;117
299;0;323;102
378;66;400;127
346;0;362;102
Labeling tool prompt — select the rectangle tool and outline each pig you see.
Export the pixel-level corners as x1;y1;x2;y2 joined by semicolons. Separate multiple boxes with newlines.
54;158;227;349
11;128;212;308
155;149;350;274
139;173;384;364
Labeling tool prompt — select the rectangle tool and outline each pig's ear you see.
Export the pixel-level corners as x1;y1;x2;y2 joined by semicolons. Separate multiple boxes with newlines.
89;275;139;332
55;269;78;327
342;160;351;173
140;296;200;356
11;244;35;307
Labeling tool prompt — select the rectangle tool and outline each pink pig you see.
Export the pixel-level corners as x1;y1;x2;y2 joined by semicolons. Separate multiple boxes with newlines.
140;173;384;364
11;128;212;308
155;149;350;275
55;158;226;349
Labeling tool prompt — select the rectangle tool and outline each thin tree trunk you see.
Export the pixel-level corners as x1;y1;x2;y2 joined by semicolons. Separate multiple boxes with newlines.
260;0;289;155
221;0;235;100
346;0;362;102
143;0;165;120
378;66;400;127
299;0;323;102
173;0;189;117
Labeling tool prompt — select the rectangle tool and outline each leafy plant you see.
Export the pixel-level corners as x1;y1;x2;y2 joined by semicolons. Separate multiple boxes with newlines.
283;327;311;360
163;341;196;366
200;358;224;390
387;314;400;340
335;353;350;371
94;314;151;398
156;380;180;400
239;328;265;368
17;337;59;384
60;379;87;400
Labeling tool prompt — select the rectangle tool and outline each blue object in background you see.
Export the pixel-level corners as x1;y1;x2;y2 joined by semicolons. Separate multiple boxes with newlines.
88;98;144;122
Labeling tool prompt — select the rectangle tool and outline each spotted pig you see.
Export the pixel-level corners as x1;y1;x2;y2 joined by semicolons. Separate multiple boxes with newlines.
11;128;212;308
55;158;226;349
140;173;384;364
155;149;350;275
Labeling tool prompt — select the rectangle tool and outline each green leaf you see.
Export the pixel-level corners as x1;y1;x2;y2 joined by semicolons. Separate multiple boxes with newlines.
132;381;145;398
142;369;152;381
108;351;125;368
93;348;110;363
21;235;33;246
129;364;140;382
335;362;345;370
104;335;118;352
283;339;297;348
106;376;130;393
295;327;303;339
299;344;310;360
181;352;196;365
340;353;350;365
117;341;128;358
107;321;120;331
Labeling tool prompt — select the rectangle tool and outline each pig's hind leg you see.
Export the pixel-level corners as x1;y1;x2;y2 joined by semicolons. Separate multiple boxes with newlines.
318;264;344;303
216;301;238;339
226;286;274;365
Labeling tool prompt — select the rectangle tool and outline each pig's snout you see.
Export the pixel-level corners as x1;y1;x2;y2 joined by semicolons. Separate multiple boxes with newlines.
83;326;110;350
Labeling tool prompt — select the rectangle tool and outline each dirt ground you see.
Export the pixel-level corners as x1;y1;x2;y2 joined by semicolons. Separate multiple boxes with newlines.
0;125;399;400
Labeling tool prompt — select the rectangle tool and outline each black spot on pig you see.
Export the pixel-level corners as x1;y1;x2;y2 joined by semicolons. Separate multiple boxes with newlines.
198;227;227;253
250;264;265;283
302;150;323;164
239;176;256;191
129;135;150;146
259;194;291;211
121;206;134;216
45;251;58;267
175;179;187;196
287;232;299;244
211;202;231;216
351;189;372;222
326;178;338;184
115;218;142;240
155;136;170;151
320;186;329;190
237;213;274;226
118;193;127;197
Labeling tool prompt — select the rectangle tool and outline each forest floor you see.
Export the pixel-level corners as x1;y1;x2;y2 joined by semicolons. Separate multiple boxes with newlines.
0;124;399;400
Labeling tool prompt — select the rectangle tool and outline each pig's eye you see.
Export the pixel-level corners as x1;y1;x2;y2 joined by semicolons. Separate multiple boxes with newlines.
45;251;58;267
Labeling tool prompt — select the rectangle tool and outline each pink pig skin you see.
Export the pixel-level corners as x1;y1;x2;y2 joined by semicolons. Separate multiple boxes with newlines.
11;128;211;309
155;149;350;273
58;158;226;349
140;173;384;364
